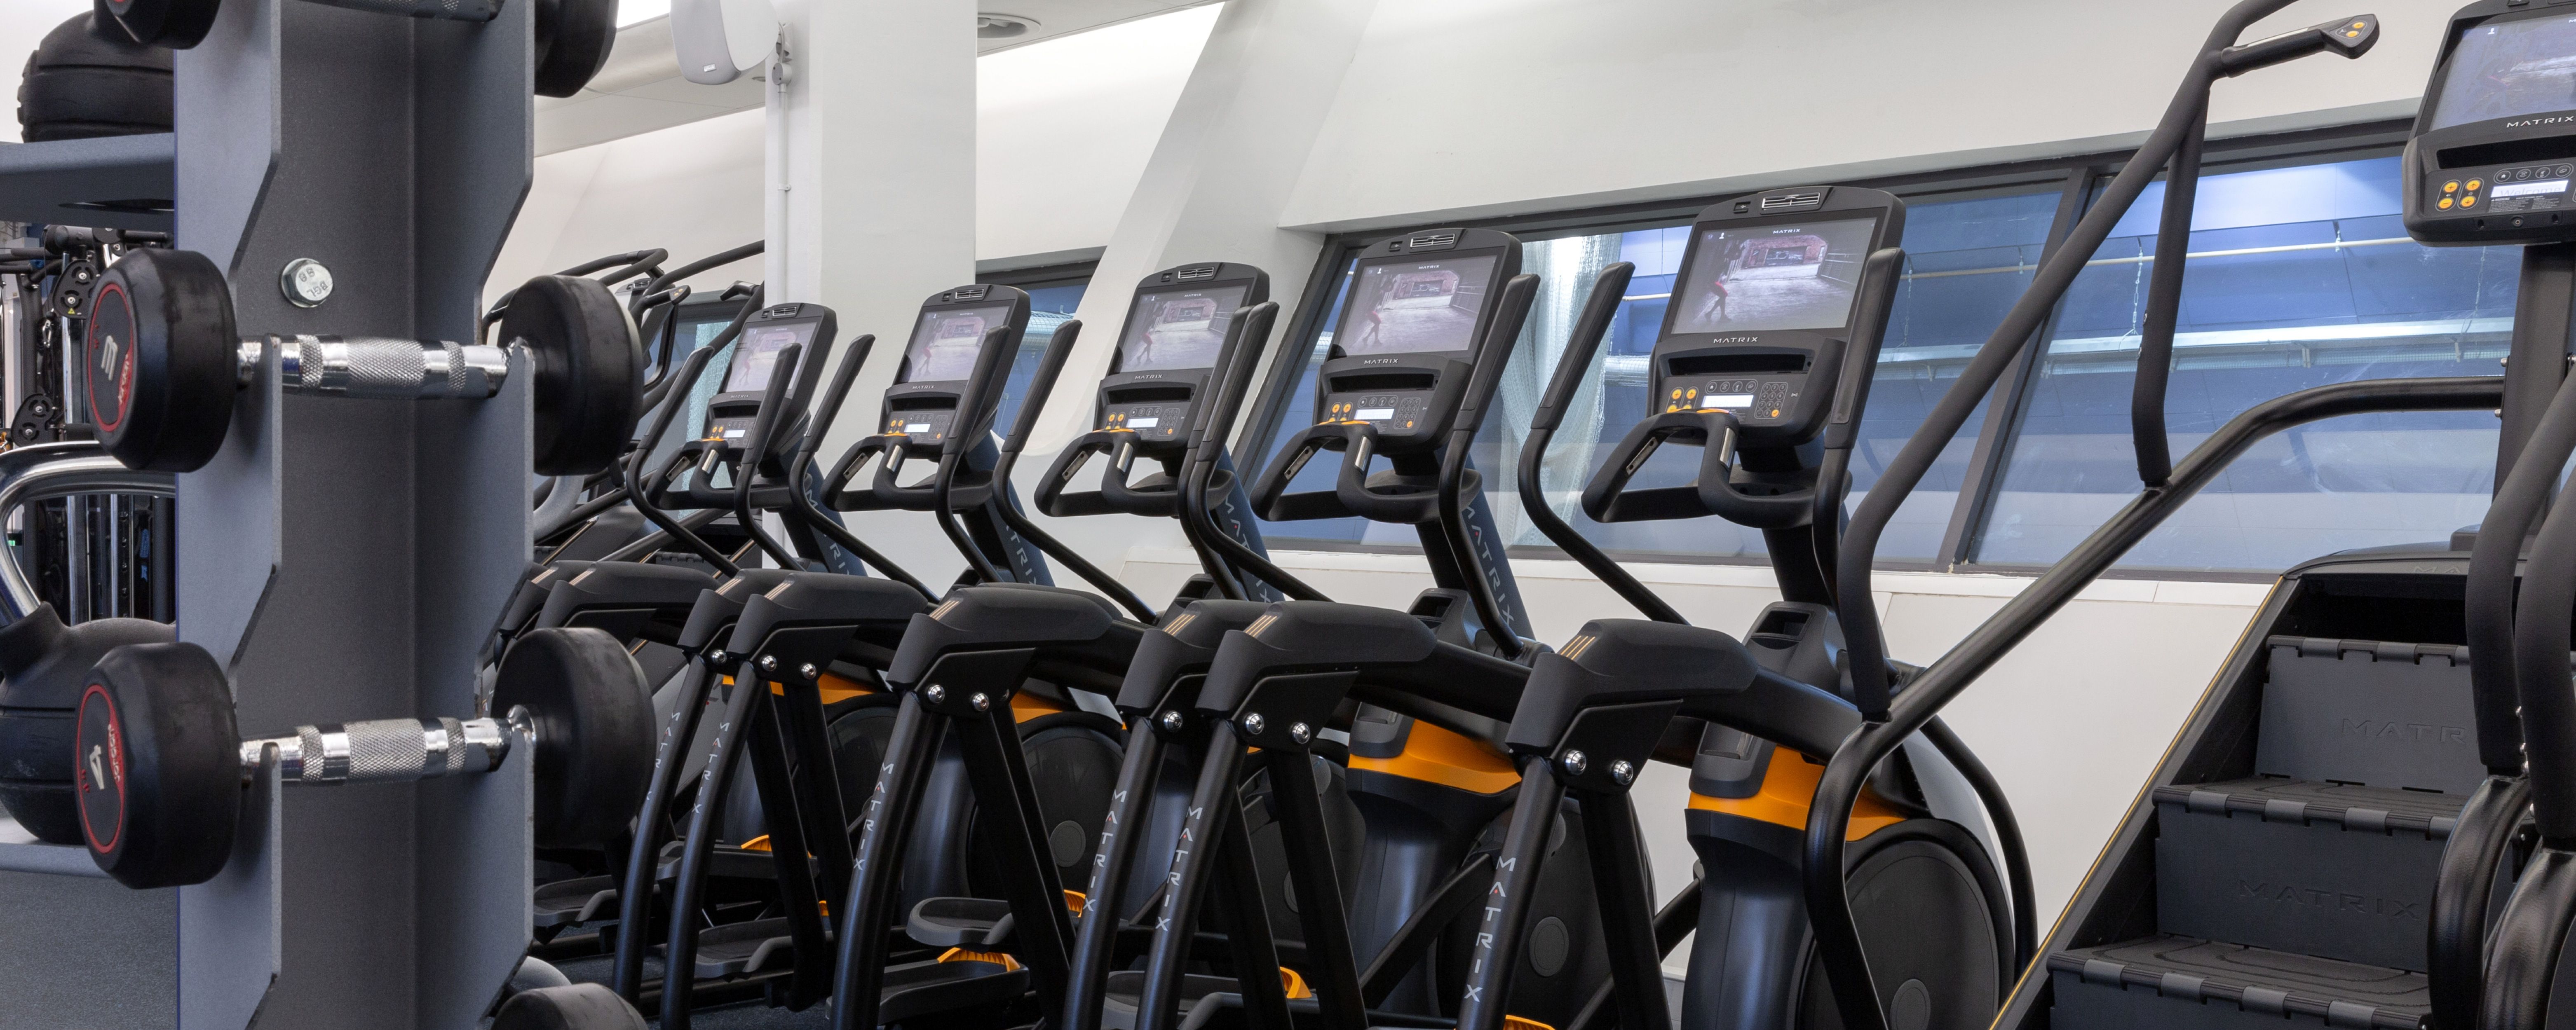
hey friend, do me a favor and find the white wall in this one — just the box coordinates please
[1281,0,2458,232]
[978,4,1222,265]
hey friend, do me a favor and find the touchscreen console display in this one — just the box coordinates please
[1333,254,1499,357]
[722,321,814,394]
[1668,216,1877,335]
[2431,14,2576,131]
[1118,285,1248,372]
[900,305,1012,383]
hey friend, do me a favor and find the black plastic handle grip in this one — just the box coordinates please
[1530,263,1635,433]
[1003,321,1082,456]
[1821,248,1906,452]
[1450,274,1543,434]
[736,344,803,485]
[1191,303,1281,464]
[945,326,1020,458]
[800,334,876,458]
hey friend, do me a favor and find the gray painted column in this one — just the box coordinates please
[766,0,980,576]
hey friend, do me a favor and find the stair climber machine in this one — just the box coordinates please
[817,265,1306,1030]
[1114,227,1627,1030]
[2413,5,2576,1028]
[1464,185,2028,1030]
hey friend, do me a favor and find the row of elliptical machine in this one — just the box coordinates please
[514,261,1319,1027]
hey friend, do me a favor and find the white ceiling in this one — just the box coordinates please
[535,0,1218,156]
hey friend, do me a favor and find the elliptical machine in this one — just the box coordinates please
[1466,186,2025,1030]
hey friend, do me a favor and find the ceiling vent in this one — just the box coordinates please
[978,13,1038,40]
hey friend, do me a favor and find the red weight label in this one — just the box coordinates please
[75,682,128,854]
[84,282,138,436]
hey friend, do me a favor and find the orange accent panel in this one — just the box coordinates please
[938,948,1023,971]
[1687,748,1906,841]
[1013,692,1071,723]
[767,672,875,705]
[1347,721,1518,795]
[1279,967,1313,1000]
[739,835,771,852]
[1063,889,1086,913]
[1504,1017,1553,1030]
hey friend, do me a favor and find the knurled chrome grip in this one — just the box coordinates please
[244,716,511,785]
[303,0,504,21]
[239,336,509,399]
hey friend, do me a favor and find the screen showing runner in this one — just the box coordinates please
[899,305,1012,383]
[1332,254,1500,357]
[721,321,813,394]
[2431,14,2576,131]
[1117,285,1249,372]
[1668,217,1876,335]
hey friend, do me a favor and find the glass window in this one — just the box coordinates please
[993,280,1089,434]
[1248,188,2060,562]
[1976,155,2520,571]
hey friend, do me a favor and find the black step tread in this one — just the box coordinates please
[2264,636,2469,663]
[2050,935,2426,1029]
[2153,777,2461,837]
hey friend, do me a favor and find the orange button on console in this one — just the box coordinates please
[2463,194,2480,208]
[2440,197,2456,210]
[2445,180,2460,194]
[2468,179,2485,191]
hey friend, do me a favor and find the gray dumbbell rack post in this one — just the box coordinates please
[167,0,537,1026]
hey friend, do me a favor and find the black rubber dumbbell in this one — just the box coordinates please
[85,247,640,476]
[73,626,655,889]
[0,604,173,845]
[494,983,649,1030]
[90,0,615,98]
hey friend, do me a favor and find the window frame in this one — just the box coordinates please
[1232,119,2434,582]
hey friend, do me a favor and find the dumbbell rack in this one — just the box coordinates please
[0,0,541,1028]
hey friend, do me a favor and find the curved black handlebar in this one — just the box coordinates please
[1438,274,1541,658]
[1514,263,1686,625]
[620,342,743,577]
[976,322,1163,623]
[1178,302,1327,603]
[779,337,932,598]
[732,343,805,567]
[1809,248,1907,601]
[929,327,1020,584]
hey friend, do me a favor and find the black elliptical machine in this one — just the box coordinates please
[816,270,1297,1030]
[1122,228,1620,1030]
[1459,186,2027,1030]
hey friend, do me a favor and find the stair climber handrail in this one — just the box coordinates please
[1806,5,2386,1028]
[1809,375,2501,1030]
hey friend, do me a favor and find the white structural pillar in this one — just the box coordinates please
[1032,0,1384,456]
[771,0,979,444]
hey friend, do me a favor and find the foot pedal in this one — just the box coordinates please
[532,875,617,929]
[908,896,1014,948]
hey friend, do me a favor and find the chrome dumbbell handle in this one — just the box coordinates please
[236,336,511,399]
[240,709,528,786]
